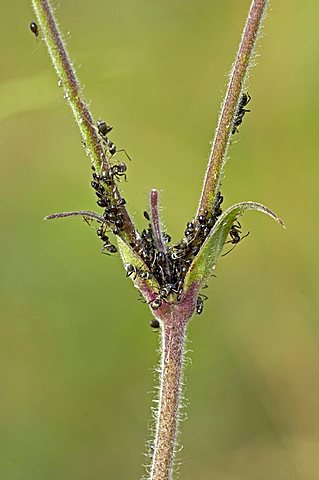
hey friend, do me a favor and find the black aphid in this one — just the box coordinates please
[30,21,38,37]
[149,319,160,329]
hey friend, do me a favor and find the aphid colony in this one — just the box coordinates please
[124,191,225,314]
[91,118,249,315]
[43,114,247,317]
[46,116,249,316]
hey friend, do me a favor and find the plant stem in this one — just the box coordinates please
[150,190,166,253]
[150,286,198,480]
[198,0,269,214]
[150,316,187,480]
[31,0,138,247]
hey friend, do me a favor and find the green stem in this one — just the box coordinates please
[198,0,269,213]
[31,0,138,247]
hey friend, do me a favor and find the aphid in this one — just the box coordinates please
[103,242,118,254]
[222,221,250,256]
[163,233,171,243]
[97,197,110,208]
[196,296,204,315]
[143,211,150,221]
[30,21,38,37]
[198,213,207,225]
[213,191,223,215]
[232,93,251,134]
[185,221,195,238]
[116,197,126,207]
[139,270,152,280]
[149,319,160,329]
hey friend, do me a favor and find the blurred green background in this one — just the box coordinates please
[1,1,319,479]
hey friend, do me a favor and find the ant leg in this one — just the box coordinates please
[117,149,132,162]
[199,294,208,301]
[222,245,237,257]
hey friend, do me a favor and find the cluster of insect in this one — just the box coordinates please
[50,110,249,321]
[32,15,251,322]
[90,118,250,319]
[89,96,250,318]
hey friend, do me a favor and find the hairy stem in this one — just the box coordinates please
[45,210,105,222]
[150,190,166,253]
[150,286,198,480]
[31,0,138,247]
[150,319,187,480]
[198,0,269,213]
[150,189,173,282]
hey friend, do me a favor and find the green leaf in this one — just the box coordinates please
[117,237,159,292]
[184,201,285,290]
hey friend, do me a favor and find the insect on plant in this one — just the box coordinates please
[31,1,285,479]
[30,21,38,37]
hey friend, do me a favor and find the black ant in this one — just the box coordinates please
[232,93,251,134]
[150,297,163,310]
[96,120,132,161]
[150,281,183,311]
[101,163,127,182]
[97,226,117,254]
[30,21,39,37]
[222,221,250,256]
[125,264,152,280]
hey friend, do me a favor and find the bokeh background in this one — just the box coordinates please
[1,1,319,479]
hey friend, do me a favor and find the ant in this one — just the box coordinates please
[222,221,250,256]
[96,226,118,254]
[101,163,127,182]
[96,120,132,162]
[232,93,251,134]
[150,281,183,311]
[30,21,39,37]
[125,264,152,280]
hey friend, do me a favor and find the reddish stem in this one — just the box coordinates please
[198,0,268,213]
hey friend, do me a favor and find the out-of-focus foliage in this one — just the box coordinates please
[1,1,318,479]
